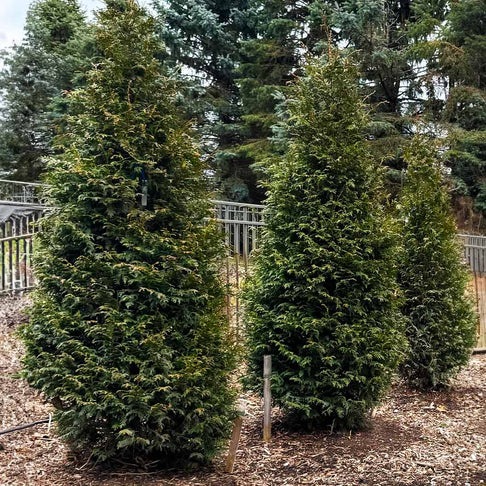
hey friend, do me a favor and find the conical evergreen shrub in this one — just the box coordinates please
[399,135,477,389]
[21,0,236,464]
[244,53,406,429]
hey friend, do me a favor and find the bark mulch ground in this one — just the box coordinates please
[1,295,485,486]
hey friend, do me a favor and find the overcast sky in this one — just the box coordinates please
[0,0,103,52]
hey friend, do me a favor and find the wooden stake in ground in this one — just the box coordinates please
[224,400,246,473]
[263,355,272,442]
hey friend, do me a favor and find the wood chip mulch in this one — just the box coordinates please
[1,295,485,486]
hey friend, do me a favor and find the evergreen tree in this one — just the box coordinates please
[157,0,328,202]
[226,0,328,202]
[21,0,236,464]
[244,52,405,429]
[0,0,93,181]
[225,1,294,201]
[153,0,255,201]
[399,135,477,389]
[156,0,484,213]
[441,0,486,90]
[439,0,486,227]
[331,0,409,114]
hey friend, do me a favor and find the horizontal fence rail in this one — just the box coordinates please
[0,179,48,206]
[1,201,485,279]
[214,200,265,262]
[0,200,264,295]
[1,211,43,238]
[2,204,486,284]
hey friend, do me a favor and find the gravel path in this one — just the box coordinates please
[0,295,485,485]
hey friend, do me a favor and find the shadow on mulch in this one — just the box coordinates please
[269,419,420,457]
[55,453,221,485]
[393,381,484,414]
[469,469,486,483]
[51,412,421,485]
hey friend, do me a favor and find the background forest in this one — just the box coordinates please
[0,0,485,226]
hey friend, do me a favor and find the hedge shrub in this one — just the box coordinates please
[21,0,236,465]
[243,53,406,429]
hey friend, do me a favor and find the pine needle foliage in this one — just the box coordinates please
[20,0,236,465]
[243,53,406,430]
[399,135,477,389]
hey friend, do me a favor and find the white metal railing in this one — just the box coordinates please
[0,191,485,346]
[0,179,49,206]
[0,177,266,266]
[212,200,265,338]
[459,234,486,274]
[2,179,486,287]
[0,233,36,292]
[0,197,265,295]
[0,211,43,292]
[213,200,265,264]
[0,212,43,238]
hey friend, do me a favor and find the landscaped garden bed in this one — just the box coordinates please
[1,295,484,486]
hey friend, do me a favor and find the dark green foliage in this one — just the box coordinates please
[0,0,93,180]
[445,129,486,202]
[438,0,486,223]
[153,0,257,201]
[230,1,298,201]
[244,53,406,429]
[443,0,486,89]
[399,135,477,389]
[156,0,329,202]
[331,0,412,114]
[20,0,236,465]
[232,0,327,202]
[327,1,449,196]
[153,0,484,211]
[443,87,486,131]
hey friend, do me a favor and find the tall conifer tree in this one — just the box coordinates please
[154,0,256,201]
[244,52,405,429]
[21,0,236,464]
[399,135,477,389]
[231,0,327,202]
[232,0,307,201]
[156,0,327,202]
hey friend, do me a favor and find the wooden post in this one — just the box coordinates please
[225,400,246,473]
[263,355,272,442]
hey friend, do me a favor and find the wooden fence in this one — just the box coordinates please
[470,273,486,350]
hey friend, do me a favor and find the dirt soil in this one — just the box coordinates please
[1,295,485,486]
